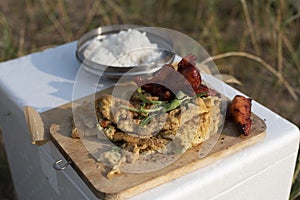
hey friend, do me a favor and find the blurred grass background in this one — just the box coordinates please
[0,0,299,199]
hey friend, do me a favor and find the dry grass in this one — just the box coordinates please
[201,51,298,100]
[0,0,299,199]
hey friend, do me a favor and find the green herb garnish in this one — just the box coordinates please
[120,88,208,127]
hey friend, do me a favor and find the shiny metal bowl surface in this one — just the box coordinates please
[76,25,175,79]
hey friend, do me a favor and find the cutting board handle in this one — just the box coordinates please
[24,106,48,146]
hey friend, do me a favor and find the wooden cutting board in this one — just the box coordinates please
[43,86,266,200]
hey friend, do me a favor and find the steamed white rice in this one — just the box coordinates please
[84,29,160,67]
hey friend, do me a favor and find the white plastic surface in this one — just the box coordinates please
[0,42,299,200]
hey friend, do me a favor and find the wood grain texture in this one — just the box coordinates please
[43,86,266,200]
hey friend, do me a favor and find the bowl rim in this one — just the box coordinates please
[75,24,175,77]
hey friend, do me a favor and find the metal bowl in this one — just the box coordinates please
[76,25,175,79]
